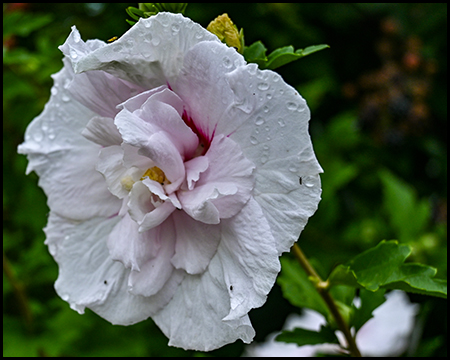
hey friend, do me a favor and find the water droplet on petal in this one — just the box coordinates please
[33,130,44,142]
[289,165,298,173]
[287,102,298,111]
[62,94,70,102]
[51,87,58,96]
[247,64,257,75]
[143,20,151,28]
[125,39,134,49]
[69,49,78,59]
[222,56,232,68]
[297,102,307,112]
[257,82,270,91]
[73,31,81,43]
[250,136,258,145]
[143,33,153,43]
[171,23,180,34]
[303,176,315,187]
[63,78,71,89]
[261,155,268,164]
[152,36,161,46]
[255,116,265,125]
[277,118,286,127]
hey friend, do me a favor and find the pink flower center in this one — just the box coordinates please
[182,110,213,158]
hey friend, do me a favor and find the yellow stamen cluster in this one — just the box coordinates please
[141,166,170,185]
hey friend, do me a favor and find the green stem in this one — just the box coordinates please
[291,243,362,357]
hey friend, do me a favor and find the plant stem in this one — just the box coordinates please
[291,243,362,357]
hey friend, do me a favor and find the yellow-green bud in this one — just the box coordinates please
[207,13,244,54]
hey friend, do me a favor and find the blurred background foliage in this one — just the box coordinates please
[3,3,447,357]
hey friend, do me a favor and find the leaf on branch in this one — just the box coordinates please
[243,42,329,70]
[275,325,339,346]
[328,240,447,299]
[277,257,330,318]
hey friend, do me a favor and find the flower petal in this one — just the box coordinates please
[81,116,122,146]
[66,13,219,88]
[17,63,121,220]
[67,69,145,118]
[217,198,280,321]
[175,41,246,142]
[178,134,255,221]
[107,213,150,271]
[225,64,323,253]
[45,211,185,325]
[128,217,177,297]
[170,210,221,274]
[138,201,176,233]
[152,269,255,351]
[115,109,186,189]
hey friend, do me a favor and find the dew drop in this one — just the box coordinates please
[303,175,315,188]
[195,30,204,39]
[261,155,268,164]
[143,20,151,28]
[263,106,269,113]
[257,82,270,91]
[143,33,153,43]
[61,294,69,301]
[289,165,298,173]
[171,23,180,34]
[73,31,81,43]
[69,49,78,59]
[51,87,58,96]
[250,136,258,145]
[62,94,70,102]
[33,130,44,142]
[152,36,161,46]
[287,102,298,111]
[277,118,286,127]
[247,64,257,75]
[125,39,134,49]
[297,102,307,112]
[255,116,265,126]
[63,78,71,89]
[222,56,232,68]
[48,131,56,140]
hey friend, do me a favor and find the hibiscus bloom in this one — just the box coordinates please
[18,12,322,351]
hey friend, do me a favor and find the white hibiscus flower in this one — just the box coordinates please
[18,12,322,351]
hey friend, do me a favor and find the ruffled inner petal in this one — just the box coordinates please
[170,210,221,274]
[178,134,255,222]
[128,217,177,297]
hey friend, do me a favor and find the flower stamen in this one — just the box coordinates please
[120,175,135,191]
[141,166,170,185]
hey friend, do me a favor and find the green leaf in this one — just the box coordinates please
[384,263,447,298]
[351,289,386,332]
[278,257,330,318]
[265,44,330,70]
[243,41,329,70]
[275,325,338,346]
[328,240,447,298]
[243,41,268,67]
[380,170,431,243]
